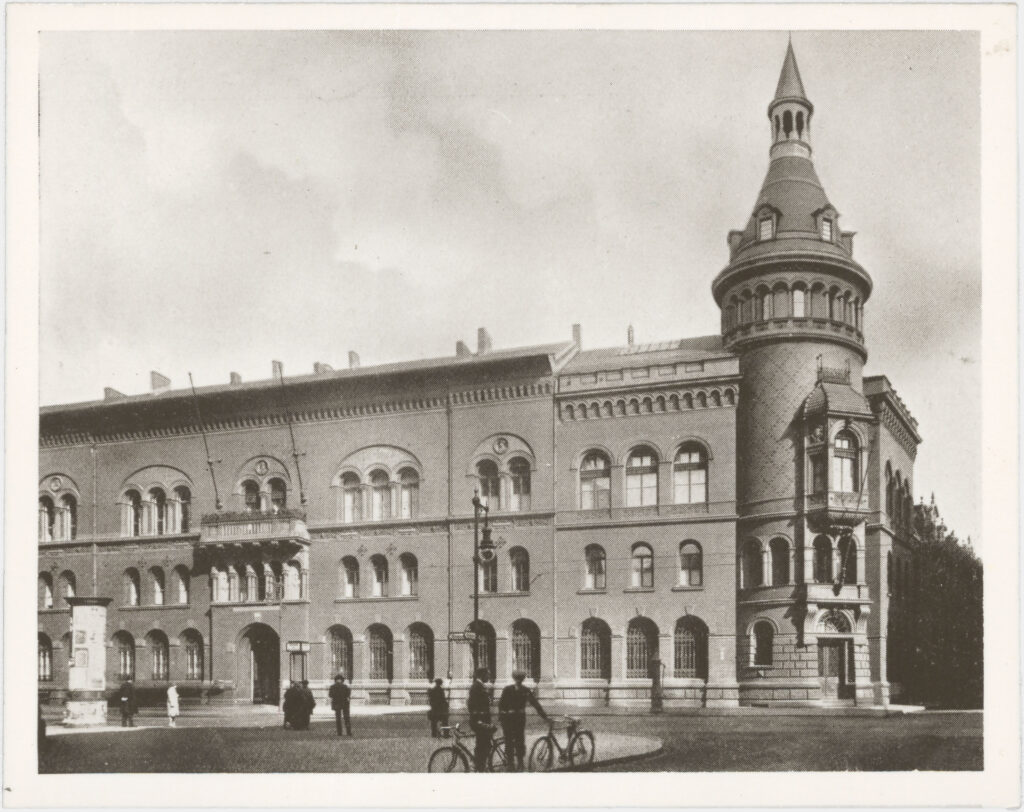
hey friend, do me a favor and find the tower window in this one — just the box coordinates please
[821,219,833,241]
[758,218,773,241]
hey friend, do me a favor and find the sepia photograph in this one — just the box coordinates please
[6,4,1019,807]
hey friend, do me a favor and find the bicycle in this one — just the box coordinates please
[427,723,507,772]
[528,716,595,771]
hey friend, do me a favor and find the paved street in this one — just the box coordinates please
[39,708,981,773]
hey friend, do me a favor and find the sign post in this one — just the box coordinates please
[64,596,113,727]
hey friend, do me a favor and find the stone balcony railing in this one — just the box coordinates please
[805,491,871,530]
[198,509,310,545]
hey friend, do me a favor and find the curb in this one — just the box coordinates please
[558,739,665,772]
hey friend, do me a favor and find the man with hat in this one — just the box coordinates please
[467,667,494,771]
[498,670,549,772]
[328,673,352,737]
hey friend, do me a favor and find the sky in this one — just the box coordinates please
[38,30,981,544]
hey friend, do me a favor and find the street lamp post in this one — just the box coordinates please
[471,490,494,675]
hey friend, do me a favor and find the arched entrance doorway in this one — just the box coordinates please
[238,623,280,705]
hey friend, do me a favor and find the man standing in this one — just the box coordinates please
[118,679,137,727]
[299,680,315,730]
[166,683,180,728]
[467,667,493,772]
[328,673,352,737]
[498,670,549,772]
[427,677,449,738]
[282,681,301,729]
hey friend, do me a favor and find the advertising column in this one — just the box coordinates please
[64,596,113,727]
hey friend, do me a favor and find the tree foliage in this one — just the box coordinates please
[899,497,983,708]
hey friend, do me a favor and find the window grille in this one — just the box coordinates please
[330,629,353,677]
[117,638,135,681]
[369,630,391,680]
[580,623,608,680]
[409,629,432,680]
[185,636,203,680]
[472,631,495,681]
[38,638,52,681]
[511,625,538,681]
[151,638,169,681]
[626,623,654,678]
[674,624,697,677]
[584,545,606,590]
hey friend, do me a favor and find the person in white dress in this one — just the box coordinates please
[166,684,180,728]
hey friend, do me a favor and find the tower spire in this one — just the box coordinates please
[768,39,814,159]
[774,38,809,104]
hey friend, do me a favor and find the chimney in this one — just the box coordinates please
[150,370,170,393]
[272,360,283,380]
[103,387,126,401]
[477,327,492,355]
[627,325,635,347]
[347,351,360,370]
[314,362,334,375]
[455,340,472,358]
[229,372,242,385]
[572,323,582,348]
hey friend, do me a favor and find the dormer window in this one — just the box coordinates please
[821,219,833,241]
[758,218,773,241]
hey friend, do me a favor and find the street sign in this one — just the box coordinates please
[449,631,478,642]
[286,641,310,653]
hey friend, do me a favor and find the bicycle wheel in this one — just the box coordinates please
[428,746,469,773]
[488,737,507,772]
[568,730,595,768]
[528,735,556,772]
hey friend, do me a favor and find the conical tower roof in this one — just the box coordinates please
[773,40,809,104]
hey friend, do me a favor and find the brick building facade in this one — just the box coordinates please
[38,44,921,709]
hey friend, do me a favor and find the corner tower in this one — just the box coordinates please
[712,42,878,706]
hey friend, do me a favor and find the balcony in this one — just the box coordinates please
[198,509,310,548]
[805,491,871,531]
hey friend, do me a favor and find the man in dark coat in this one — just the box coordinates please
[467,667,493,772]
[498,670,549,771]
[328,673,352,737]
[427,677,449,738]
[282,681,302,729]
[298,680,315,730]
[118,680,137,727]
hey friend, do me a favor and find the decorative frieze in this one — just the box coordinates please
[560,385,738,423]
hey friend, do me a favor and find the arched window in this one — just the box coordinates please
[39,573,54,609]
[38,633,53,681]
[284,561,302,600]
[339,557,360,599]
[511,619,541,681]
[477,460,501,510]
[114,631,135,681]
[758,217,773,241]
[673,444,708,504]
[626,447,658,507]
[342,473,362,523]
[173,566,190,604]
[509,458,531,512]
[123,568,140,607]
[509,547,530,593]
[268,478,287,513]
[127,490,143,536]
[837,536,858,583]
[741,540,763,589]
[773,284,789,318]
[626,618,658,679]
[150,567,165,606]
[181,630,204,680]
[58,570,76,607]
[753,621,774,666]
[399,553,418,597]
[579,452,611,510]
[674,617,708,679]
[328,625,353,678]
[678,541,702,587]
[174,486,191,533]
[584,544,606,590]
[813,536,833,583]
[792,287,806,318]
[370,554,388,598]
[398,469,419,519]
[469,620,497,682]
[243,481,261,513]
[631,542,654,588]
[60,495,77,540]
[832,431,859,492]
[370,471,391,521]
[408,623,433,680]
[580,618,611,681]
[769,538,790,585]
[367,624,393,681]
[885,465,895,519]
[479,553,498,594]
[810,284,827,318]
[38,496,56,543]
[149,488,167,535]
[147,631,170,681]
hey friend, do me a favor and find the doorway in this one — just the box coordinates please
[239,624,280,705]
[818,638,854,701]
